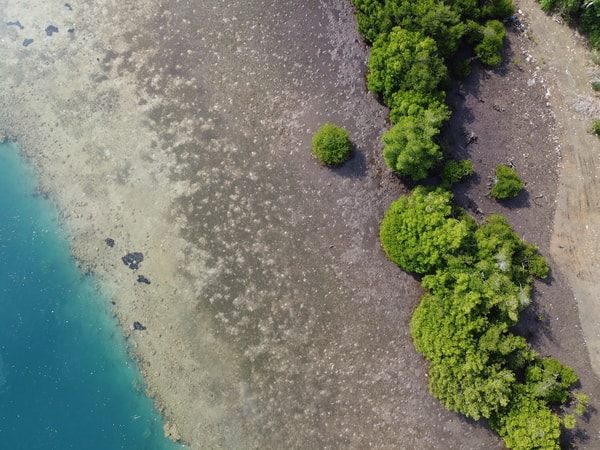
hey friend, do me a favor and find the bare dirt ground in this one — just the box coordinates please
[1,0,600,448]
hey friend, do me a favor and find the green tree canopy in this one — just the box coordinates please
[474,214,549,283]
[526,357,579,404]
[311,123,353,166]
[440,159,475,188]
[491,387,563,450]
[474,20,507,66]
[382,103,450,180]
[379,187,475,273]
[387,89,448,124]
[367,27,447,104]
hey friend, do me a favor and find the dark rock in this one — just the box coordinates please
[105,237,115,247]
[122,252,144,270]
[65,3,73,10]
[132,321,146,331]
[45,25,59,36]
[67,28,75,33]
[137,275,151,285]
[22,38,33,47]
[6,21,24,30]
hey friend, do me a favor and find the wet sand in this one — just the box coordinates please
[1,0,599,448]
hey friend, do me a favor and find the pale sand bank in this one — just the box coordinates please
[2,0,600,448]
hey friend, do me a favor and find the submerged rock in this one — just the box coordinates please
[45,25,59,36]
[6,21,24,30]
[132,321,146,331]
[122,252,144,270]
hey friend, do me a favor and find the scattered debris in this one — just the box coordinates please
[466,131,478,145]
[137,275,151,285]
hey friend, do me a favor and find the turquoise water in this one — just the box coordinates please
[0,142,182,449]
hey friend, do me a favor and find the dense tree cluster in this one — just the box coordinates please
[379,188,584,448]
[352,0,515,180]
[348,1,588,447]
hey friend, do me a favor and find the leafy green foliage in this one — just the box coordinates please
[311,123,352,165]
[379,187,475,273]
[490,387,563,450]
[526,357,578,403]
[382,105,450,180]
[573,393,590,416]
[352,0,515,180]
[490,165,524,199]
[581,2,600,49]
[355,1,585,446]
[367,27,447,104]
[412,275,534,419]
[441,159,474,188]
[379,186,580,448]
[351,0,467,52]
[592,81,600,92]
[388,90,447,124]
[539,0,559,10]
[480,0,515,20]
[474,20,507,66]
[591,119,600,137]
[474,214,549,283]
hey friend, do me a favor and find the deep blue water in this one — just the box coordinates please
[0,142,182,450]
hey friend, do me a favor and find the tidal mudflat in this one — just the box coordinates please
[2,0,600,448]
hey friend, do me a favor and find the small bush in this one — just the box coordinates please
[475,20,507,67]
[311,123,352,166]
[539,0,558,11]
[591,119,600,136]
[491,165,524,199]
[591,81,600,92]
[441,159,474,188]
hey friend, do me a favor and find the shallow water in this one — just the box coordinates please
[0,142,181,449]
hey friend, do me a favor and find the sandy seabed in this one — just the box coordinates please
[1,0,600,448]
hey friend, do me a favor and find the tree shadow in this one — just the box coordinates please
[443,31,518,162]
[330,142,368,178]
[494,188,531,209]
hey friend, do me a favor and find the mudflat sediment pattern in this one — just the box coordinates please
[0,0,562,448]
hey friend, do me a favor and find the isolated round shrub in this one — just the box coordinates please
[311,123,352,165]
[491,165,524,199]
